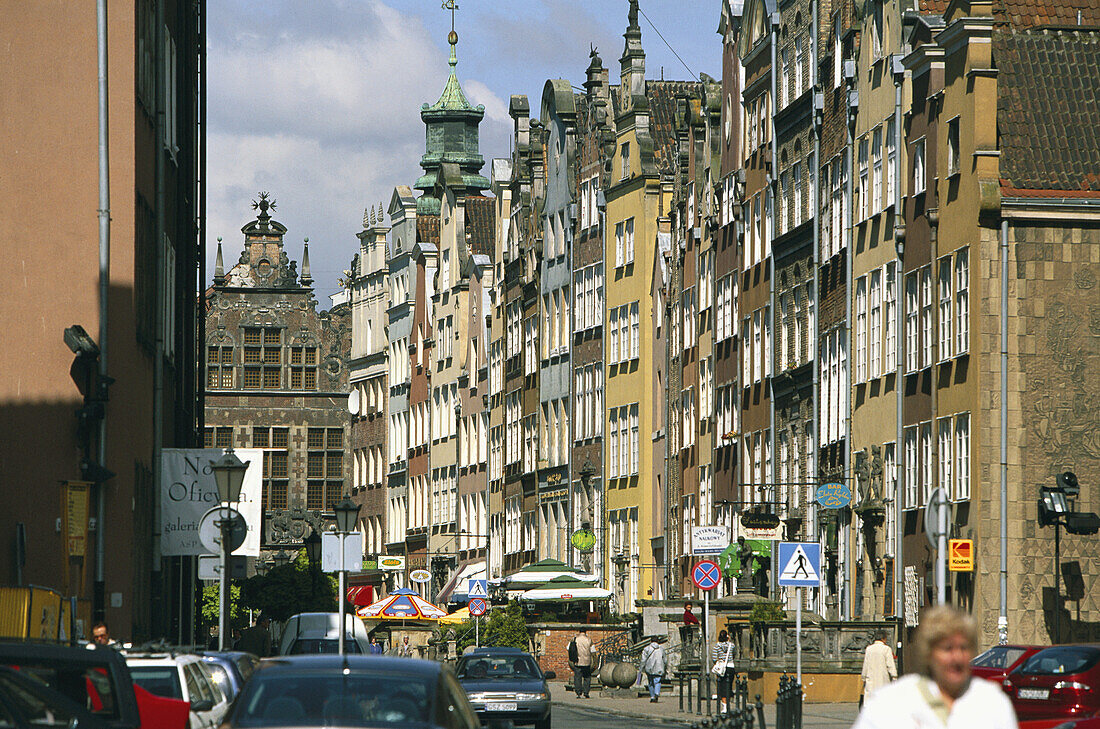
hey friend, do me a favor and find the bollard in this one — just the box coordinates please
[680,672,685,712]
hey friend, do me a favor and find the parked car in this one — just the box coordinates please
[0,642,141,729]
[455,647,553,729]
[0,664,112,728]
[219,655,480,728]
[1006,644,1100,721]
[278,613,372,655]
[200,651,258,702]
[1020,719,1100,729]
[973,644,1044,686]
[124,652,231,729]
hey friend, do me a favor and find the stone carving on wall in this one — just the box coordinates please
[266,507,328,545]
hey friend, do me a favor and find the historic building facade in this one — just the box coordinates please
[205,197,351,552]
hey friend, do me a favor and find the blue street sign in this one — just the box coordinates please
[692,559,722,591]
[467,578,488,599]
[468,597,488,616]
[777,542,822,587]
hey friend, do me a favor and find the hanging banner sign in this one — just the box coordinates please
[160,448,262,557]
[815,482,852,509]
[691,525,731,555]
[739,511,781,540]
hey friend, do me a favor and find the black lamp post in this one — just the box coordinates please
[210,449,248,651]
[1038,472,1100,643]
[304,530,322,597]
[333,496,362,656]
[273,549,291,567]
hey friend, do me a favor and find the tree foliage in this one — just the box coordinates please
[238,549,338,623]
[201,583,245,629]
[480,600,530,650]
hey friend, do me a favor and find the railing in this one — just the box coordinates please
[687,676,765,729]
[775,674,803,729]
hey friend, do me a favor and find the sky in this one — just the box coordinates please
[206,1,727,302]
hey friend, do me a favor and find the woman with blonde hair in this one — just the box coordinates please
[852,605,1017,728]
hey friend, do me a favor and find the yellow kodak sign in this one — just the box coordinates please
[948,539,974,572]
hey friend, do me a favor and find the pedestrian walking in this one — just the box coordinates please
[236,614,272,657]
[572,627,596,698]
[853,605,1018,728]
[860,629,897,705]
[640,636,666,703]
[712,629,736,714]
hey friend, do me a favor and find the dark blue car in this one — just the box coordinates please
[455,648,552,729]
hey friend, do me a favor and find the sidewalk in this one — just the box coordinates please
[551,682,860,728]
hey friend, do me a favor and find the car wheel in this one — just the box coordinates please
[534,714,551,729]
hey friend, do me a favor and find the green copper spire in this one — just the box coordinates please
[415,10,489,213]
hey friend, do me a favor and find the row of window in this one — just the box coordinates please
[854,263,897,383]
[573,363,605,442]
[743,306,773,386]
[855,119,898,222]
[540,398,570,468]
[573,263,604,333]
[902,412,971,506]
[608,404,640,479]
[206,328,319,391]
[903,248,969,373]
[777,282,816,374]
[608,301,640,365]
[541,287,570,359]
[614,217,636,268]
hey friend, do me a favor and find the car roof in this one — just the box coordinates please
[465,647,530,656]
[256,655,444,678]
[125,653,200,666]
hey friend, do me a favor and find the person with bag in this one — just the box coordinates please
[572,627,595,698]
[639,636,666,703]
[853,605,1017,728]
[711,630,736,714]
[567,635,580,695]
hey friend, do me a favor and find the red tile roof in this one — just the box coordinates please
[465,196,496,257]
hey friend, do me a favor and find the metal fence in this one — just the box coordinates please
[686,673,803,729]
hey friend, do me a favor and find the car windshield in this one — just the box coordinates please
[456,655,540,680]
[287,639,363,655]
[973,646,1030,669]
[1019,647,1100,676]
[130,667,183,700]
[233,672,433,727]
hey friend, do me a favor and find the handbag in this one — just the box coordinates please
[711,642,733,675]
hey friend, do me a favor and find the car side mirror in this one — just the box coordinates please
[543,670,556,680]
[190,699,215,713]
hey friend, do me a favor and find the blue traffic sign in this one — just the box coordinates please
[777,542,822,587]
[692,560,722,591]
[467,578,488,599]
[468,597,488,616]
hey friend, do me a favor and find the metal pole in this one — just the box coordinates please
[219,508,229,651]
[998,218,1009,644]
[1054,523,1061,644]
[475,614,479,647]
[93,0,111,625]
[339,531,347,656]
[796,587,802,684]
[937,490,947,605]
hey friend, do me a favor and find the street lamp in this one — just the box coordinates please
[210,448,248,651]
[1038,472,1100,643]
[333,496,362,656]
[273,549,291,567]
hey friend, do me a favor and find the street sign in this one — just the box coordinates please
[197,555,247,580]
[410,569,432,583]
[739,511,781,540]
[777,542,822,587]
[691,525,731,555]
[321,532,363,573]
[692,560,722,591]
[468,597,488,616]
[815,482,852,509]
[378,555,406,571]
[570,528,596,553]
[948,539,974,571]
[924,487,948,551]
[198,507,247,554]
[467,578,488,599]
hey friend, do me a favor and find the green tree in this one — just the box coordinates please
[238,549,338,623]
[201,583,245,630]
[481,600,530,650]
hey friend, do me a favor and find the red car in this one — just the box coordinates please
[1019,719,1100,729]
[1006,644,1100,721]
[972,644,1045,686]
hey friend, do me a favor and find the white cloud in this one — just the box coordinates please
[205,0,508,300]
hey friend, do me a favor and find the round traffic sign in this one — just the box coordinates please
[198,506,247,554]
[692,559,722,591]
[468,597,488,616]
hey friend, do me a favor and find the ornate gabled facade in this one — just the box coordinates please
[205,194,351,550]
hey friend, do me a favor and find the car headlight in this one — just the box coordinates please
[515,692,548,701]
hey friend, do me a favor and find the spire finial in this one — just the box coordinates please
[301,237,313,286]
[363,206,370,229]
[214,236,225,284]
[443,0,459,67]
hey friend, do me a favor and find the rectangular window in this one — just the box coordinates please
[955,249,969,355]
[905,271,919,372]
[630,301,640,360]
[289,345,317,390]
[763,304,772,378]
[794,35,805,97]
[884,262,897,372]
[869,269,882,379]
[630,404,639,475]
[624,217,635,265]
[938,417,953,500]
[752,310,762,383]
[920,422,933,505]
[207,345,234,389]
[780,170,791,235]
[921,266,934,369]
[609,409,619,478]
[938,256,953,361]
[913,138,926,194]
[615,221,624,268]
[904,426,918,509]
[858,136,869,221]
[792,162,803,227]
[872,126,883,214]
[955,413,970,501]
[947,117,960,176]
[620,141,630,179]
[886,118,897,206]
[854,276,867,382]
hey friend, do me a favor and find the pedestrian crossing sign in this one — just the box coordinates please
[467,578,488,599]
[777,542,822,587]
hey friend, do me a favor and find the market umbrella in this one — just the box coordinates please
[494,559,599,590]
[439,606,471,625]
[356,588,448,620]
[518,575,614,602]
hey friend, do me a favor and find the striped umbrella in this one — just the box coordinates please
[356,588,448,621]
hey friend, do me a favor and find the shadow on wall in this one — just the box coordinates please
[1042,575,1100,644]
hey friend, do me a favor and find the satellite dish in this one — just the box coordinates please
[347,389,361,415]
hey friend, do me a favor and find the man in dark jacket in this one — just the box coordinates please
[236,614,272,657]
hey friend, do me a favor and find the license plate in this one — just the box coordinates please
[1018,688,1049,700]
[484,702,517,712]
